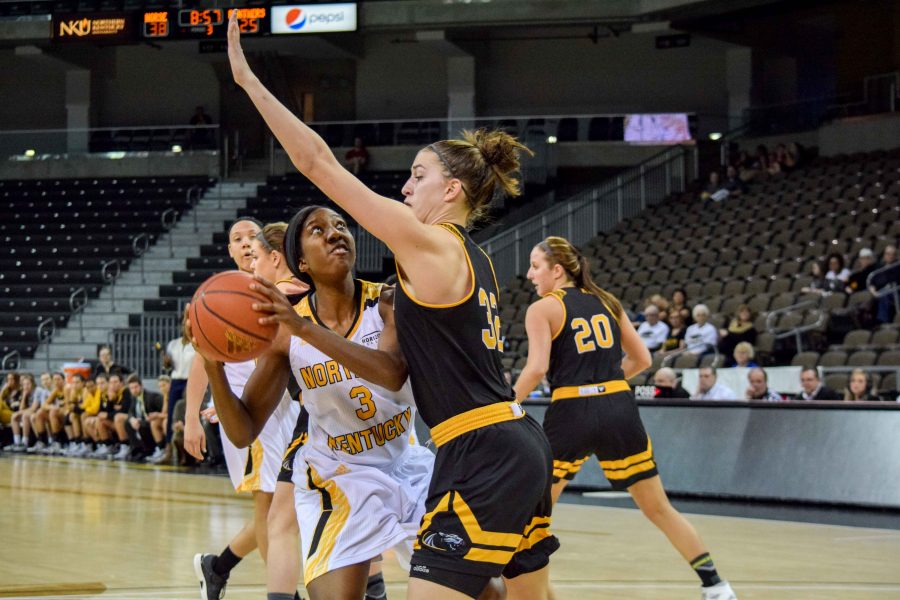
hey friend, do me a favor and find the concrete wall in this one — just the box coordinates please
[0,51,68,130]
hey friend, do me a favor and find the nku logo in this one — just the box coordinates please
[284,8,307,30]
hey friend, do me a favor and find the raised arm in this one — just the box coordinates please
[251,278,408,391]
[513,298,559,401]
[620,311,652,380]
[226,14,445,264]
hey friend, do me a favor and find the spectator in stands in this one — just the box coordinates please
[718,304,757,366]
[783,142,801,171]
[647,293,671,323]
[164,333,195,445]
[0,373,21,412]
[73,376,100,456]
[125,374,166,462]
[658,311,686,356]
[733,150,755,182]
[844,369,878,401]
[732,342,759,368]
[801,260,837,295]
[669,289,691,325]
[700,171,729,202]
[870,244,899,324]
[60,374,86,455]
[653,367,690,399]
[751,144,770,175]
[4,373,33,451]
[845,248,877,294]
[796,368,842,401]
[722,165,745,197]
[148,375,172,464]
[825,253,850,286]
[92,373,133,460]
[637,305,670,352]
[683,304,718,356]
[30,372,65,454]
[745,368,783,401]
[692,367,737,401]
[344,137,370,175]
[91,346,132,380]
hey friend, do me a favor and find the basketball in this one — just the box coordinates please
[189,270,278,363]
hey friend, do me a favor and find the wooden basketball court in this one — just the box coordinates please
[2,455,898,599]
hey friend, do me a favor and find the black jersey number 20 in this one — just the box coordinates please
[478,287,504,352]
[572,315,614,353]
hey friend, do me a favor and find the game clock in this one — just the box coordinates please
[142,8,268,39]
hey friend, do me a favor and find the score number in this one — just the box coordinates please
[143,11,168,38]
[142,8,266,39]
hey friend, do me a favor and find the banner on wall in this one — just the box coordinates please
[270,3,357,34]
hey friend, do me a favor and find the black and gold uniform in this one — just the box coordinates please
[395,223,558,597]
[543,287,657,489]
[277,288,310,484]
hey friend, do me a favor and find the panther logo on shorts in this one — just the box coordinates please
[421,531,467,553]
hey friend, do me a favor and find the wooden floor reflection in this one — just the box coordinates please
[2,455,898,599]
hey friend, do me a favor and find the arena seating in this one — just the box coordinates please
[0,176,213,359]
[497,147,900,397]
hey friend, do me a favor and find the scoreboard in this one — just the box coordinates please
[142,8,268,40]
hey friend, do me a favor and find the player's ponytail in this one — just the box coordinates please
[284,205,329,290]
[537,236,623,318]
[427,128,534,227]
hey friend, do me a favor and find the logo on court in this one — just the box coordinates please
[284,8,306,30]
[421,531,466,553]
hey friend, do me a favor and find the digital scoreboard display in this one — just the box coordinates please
[142,8,269,39]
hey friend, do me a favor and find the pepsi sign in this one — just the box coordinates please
[271,3,357,34]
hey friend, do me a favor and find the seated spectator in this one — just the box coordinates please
[683,304,718,355]
[653,367,690,399]
[844,369,878,401]
[126,374,166,461]
[658,312,686,355]
[669,289,691,325]
[825,253,850,286]
[0,372,21,413]
[869,244,899,324]
[722,165,746,196]
[29,372,65,454]
[344,137,370,175]
[90,345,133,380]
[692,366,737,401]
[801,261,839,295]
[845,248,877,294]
[637,305,670,352]
[719,304,757,366]
[60,374,86,455]
[80,374,106,456]
[4,373,35,451]
[745,367,783,401]
[90,373,133,460]
[148,375,172,464]
[795,368,842,401]
[732,342,759,368]
[783,142,801,171]
[700,171,729,202]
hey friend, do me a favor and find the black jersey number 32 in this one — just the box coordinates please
[478,287,504,352]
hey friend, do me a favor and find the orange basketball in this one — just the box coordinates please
[189,270,278,363]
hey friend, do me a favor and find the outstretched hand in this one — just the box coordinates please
[249,275,310,337]
[227,9,255,88]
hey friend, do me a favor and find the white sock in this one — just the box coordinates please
[13,434,21,444]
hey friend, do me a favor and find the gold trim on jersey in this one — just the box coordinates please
[545,289,568,341]
[550,379,630,402]
[304,464,352,583]
[599,438,656,482]
[430,401,525,447]
[416,490,522,565]
[306,279,381,340]
[236,438,264,493]
[394,223,477,309]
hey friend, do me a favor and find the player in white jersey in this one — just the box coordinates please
[183,218,300,600]
[188,206,435,600]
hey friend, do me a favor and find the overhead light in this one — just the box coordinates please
[24,149,36,157]
[171,144,183,153]
[106,151,126,160]
[708,132,722,141]
[546,135,558,144]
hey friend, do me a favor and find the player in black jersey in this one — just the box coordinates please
[513,236,738,600]
[226,13,557,599]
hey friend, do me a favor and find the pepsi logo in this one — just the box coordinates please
[284,8,306,30]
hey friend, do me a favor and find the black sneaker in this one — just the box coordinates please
[193,553,228,600]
